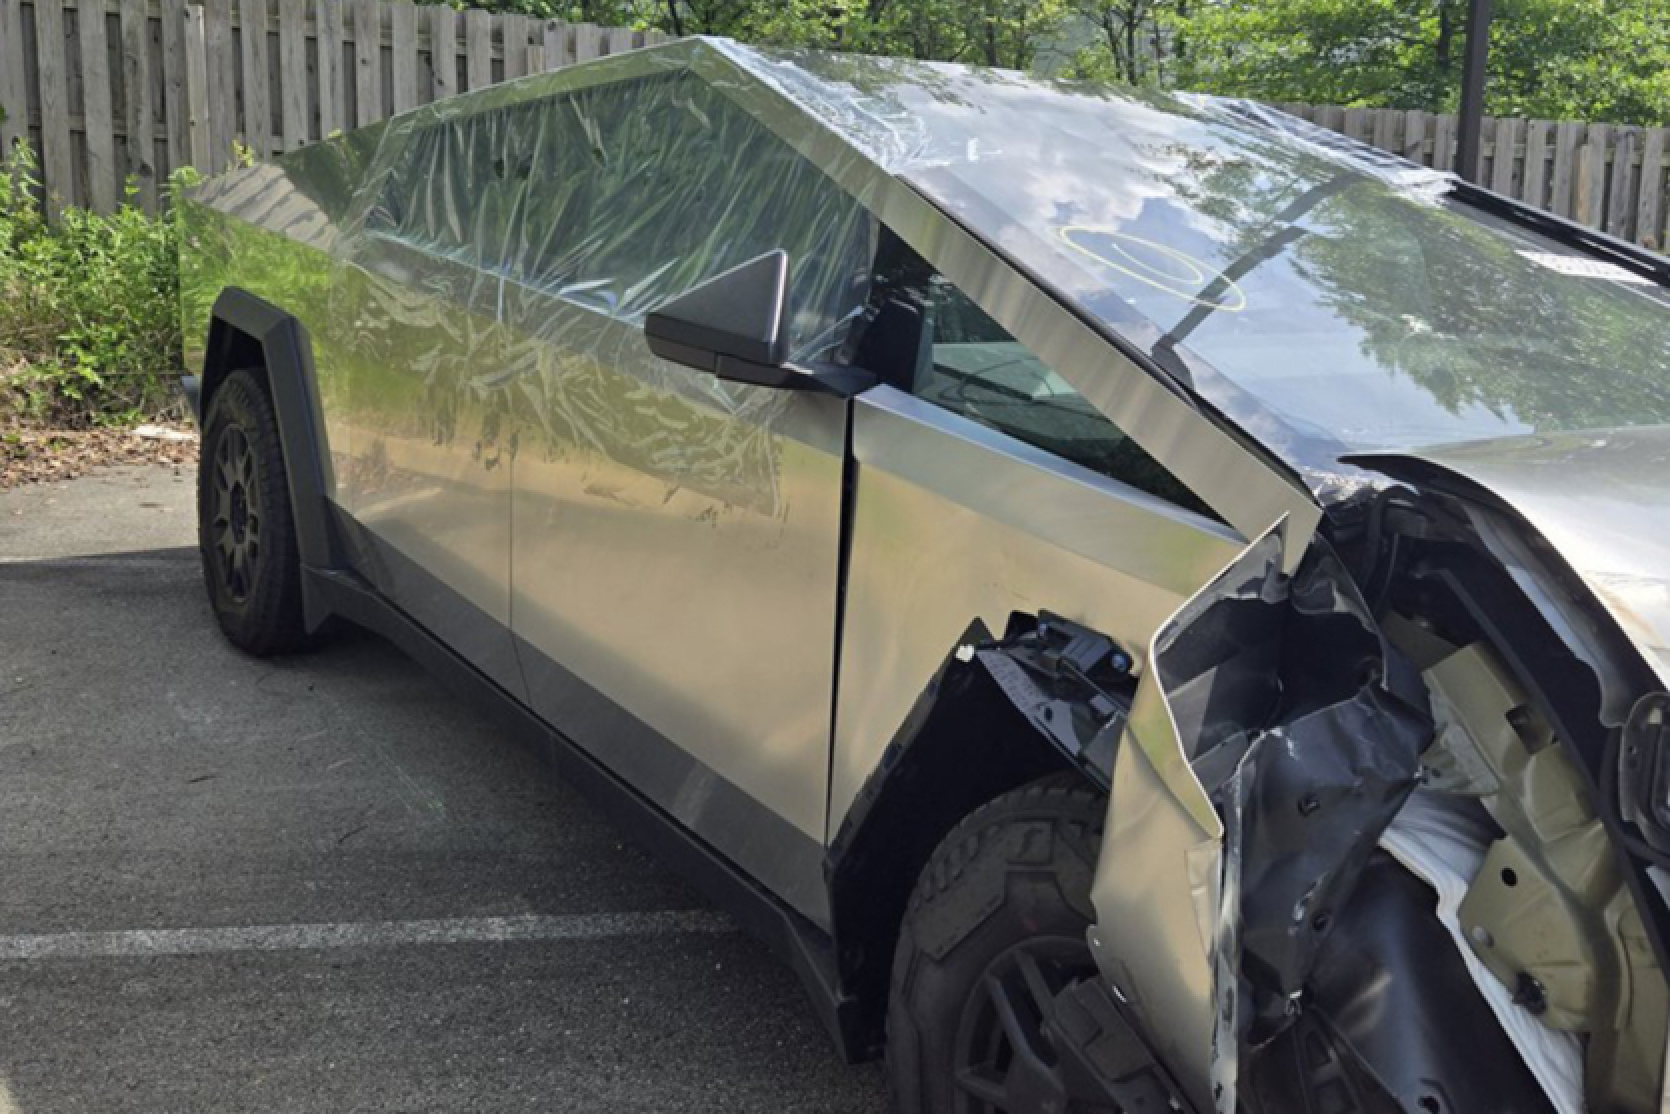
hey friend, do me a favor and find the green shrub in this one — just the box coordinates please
[0,144,198,428]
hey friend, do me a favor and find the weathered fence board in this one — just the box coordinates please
[236,0,266,155]
[428,3,453,104]
[120,0,154,207]
[2,0,1668,257]
[275,0,303,150]
[181,0,205,169]
[202,0,231,172]
[387,0,412,113]
[317,0,344,137]
[33,0,72,218]
[351,0,376,126]
[1639,129,1666,252]
[1522,119,1550,208]
[1280,102,1669,253]
[463,7,489,92]
[1,0,31,156]
[77,0,116,209]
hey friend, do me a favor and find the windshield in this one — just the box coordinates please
[738,47,1670,478]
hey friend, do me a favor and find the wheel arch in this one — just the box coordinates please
[198,287,343,614]
[826,616,1121,1054]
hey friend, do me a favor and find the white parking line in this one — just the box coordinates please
[0,554,193,566]
[0,910,735,961]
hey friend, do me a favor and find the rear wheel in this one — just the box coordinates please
[887,776,1116,1114]
[198,368,307,656]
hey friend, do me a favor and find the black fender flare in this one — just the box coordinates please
[823,612,1136,1050]
[196,287,343,607]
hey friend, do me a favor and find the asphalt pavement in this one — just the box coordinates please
[0,464,889,1113]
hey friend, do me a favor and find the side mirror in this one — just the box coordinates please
[645,251,874,396]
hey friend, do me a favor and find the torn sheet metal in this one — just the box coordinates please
[1118,524,1433,1112]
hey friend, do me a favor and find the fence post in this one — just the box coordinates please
[573,21,600,62]
[1489,117,1518,196]
[161,0,189,178]
[1432,114,1455,172]
[79,0,119,211]
[1401,109,1428,163]
[1550,120,1582,217]
[551,18,577,68]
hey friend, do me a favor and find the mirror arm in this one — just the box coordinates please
[705,355,877,398]
[787,361,878,398]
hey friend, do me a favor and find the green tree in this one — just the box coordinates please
[1060,0,1174,83]
[1173,0,1670,125]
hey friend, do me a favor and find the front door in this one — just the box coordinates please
[494,70,876,926]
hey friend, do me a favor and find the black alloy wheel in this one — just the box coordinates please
[951,936,1109,1113]
[197,368,308,655]
[208,421,263,603]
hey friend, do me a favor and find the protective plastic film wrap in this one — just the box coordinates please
[733,43,1670,494]
[331,48,879,518]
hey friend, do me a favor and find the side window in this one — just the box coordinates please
[850,231,1211,516]
[370,71,875,362]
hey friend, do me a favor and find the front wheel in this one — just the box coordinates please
[887,776,1116,1114]
[197,368,308,656]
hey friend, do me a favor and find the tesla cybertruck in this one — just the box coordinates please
[180,37,1670,1114]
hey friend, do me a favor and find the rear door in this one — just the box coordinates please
[498,71,875,925]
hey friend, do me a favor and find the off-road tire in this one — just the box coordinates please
[198,368,308,656]
[887,774,1109,1114]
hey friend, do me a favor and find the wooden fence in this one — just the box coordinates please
[0,0,664,218]
[1275,102,1668,252]
[0,0,1667,254]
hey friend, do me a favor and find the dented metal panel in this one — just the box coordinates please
[1093,525,1434,1111]
[829,386,1244,835]
[1350,430,1670,689]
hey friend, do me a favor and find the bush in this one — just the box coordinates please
[0,144,197,428]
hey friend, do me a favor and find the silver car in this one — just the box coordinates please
[180,37,1670,1114]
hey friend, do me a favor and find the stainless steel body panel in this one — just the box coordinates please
[506,285,849,922]
[331,238,524,694]
[831,386,1245,831]
[1349,429,1670,688]
[1090,527,1286,1111]
[179,161,356,495]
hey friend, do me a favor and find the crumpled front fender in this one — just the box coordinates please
[1089,521,1434,1112]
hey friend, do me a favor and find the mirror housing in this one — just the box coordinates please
[645,251,874,396]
